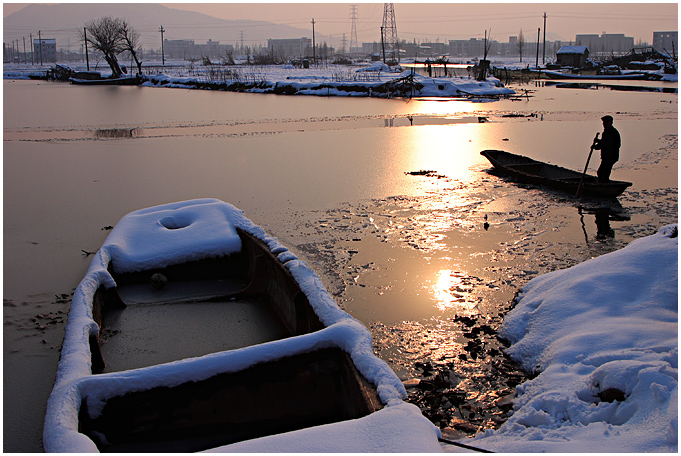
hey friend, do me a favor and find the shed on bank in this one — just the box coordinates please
[556,45,590,67]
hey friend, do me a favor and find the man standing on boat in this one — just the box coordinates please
[593,115,621,182]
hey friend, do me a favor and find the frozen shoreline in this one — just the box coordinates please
[466,225,678,453]
[4,60,516,99]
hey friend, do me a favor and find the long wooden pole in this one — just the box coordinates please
[575,133,600,198]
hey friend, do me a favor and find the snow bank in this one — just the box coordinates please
[44,199,441,453]
[468,225,678,452]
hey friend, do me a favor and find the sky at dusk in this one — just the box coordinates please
[164,2,677,43]
[3,2,678,44]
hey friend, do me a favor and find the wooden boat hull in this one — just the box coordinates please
[44,200,417,453]
[69,76,142,86]
[542,70,650,80]
[480,149,632,198]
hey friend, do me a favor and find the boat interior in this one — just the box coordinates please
[80,228,382,452]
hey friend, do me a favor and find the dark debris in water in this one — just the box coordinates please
[405,170,447,179]
[398,311,529,438]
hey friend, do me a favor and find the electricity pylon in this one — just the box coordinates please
[349,5,359,54]
[381,3,399,63]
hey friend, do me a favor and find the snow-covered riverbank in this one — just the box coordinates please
[140,62,515,99]
[463,225,678,453]
[4,61,516,99]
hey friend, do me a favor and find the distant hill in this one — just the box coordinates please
[3,3,324,50]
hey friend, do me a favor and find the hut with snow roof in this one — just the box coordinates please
[556,45,589,68]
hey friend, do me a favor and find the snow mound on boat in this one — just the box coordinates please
[102,199,244,273]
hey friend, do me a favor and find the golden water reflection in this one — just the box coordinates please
[432,269,479,313]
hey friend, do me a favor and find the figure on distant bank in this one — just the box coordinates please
[593,115,621,182]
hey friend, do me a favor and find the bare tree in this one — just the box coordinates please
[80,16,142,78]
[517,28,525,63]
[120,20,143,75]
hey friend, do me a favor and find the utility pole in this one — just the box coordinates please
[23,36,26,64]
[542,12,547,65]
[84,27,90,70]
[29,33,33,64]
[38,30,43,66]
[536,27,540,68]
[380,26,386,63]
[159,25,165,65]
[311,18,316,67]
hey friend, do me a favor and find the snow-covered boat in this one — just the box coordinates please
[43,199,441,452]
[68,75,142,86]
[542,70,650,80]
[481,149,632,198]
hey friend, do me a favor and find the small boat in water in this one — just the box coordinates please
[43,199,440,452]
[69,75,142,86]
[541,70,651,80]
[480,150,632,198]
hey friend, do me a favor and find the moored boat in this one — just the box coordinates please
[69,75,143,86]
[43,199,441,452]
[542,70,650,80]
[480,149,632,198]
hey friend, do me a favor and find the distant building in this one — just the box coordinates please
[33,38,56,63]
[267,37,312,59]
[449,38,487,58]
[361,42,382,55]
[576,33,633,55]
[557,45,589,67]
[164,39,233,60]
[653,31,678,55]
[419,42,449,57]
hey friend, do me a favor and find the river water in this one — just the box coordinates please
[4,77,677,451]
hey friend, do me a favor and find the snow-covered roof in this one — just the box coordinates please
[557,45,590,54]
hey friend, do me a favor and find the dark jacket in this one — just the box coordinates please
[594,126,621,163]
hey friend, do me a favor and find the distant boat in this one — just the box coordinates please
[69,75,142,86]
[480,150,632,198]
[542,70,650,80]
[43,199,434,452]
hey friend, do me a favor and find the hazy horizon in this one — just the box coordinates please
[3,2,678,45]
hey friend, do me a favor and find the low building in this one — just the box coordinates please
[576,33,633,55]
[653,31,678,55]
[556,45,589,67]
[164,39,233,60]
[448,38,488,58]
[267,37,312,60]
[33,38,56,63]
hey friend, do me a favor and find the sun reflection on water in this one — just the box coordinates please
[432,269,479,313]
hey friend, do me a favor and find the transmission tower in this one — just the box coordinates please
[349,5,359,54]
[381,3,399,63]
